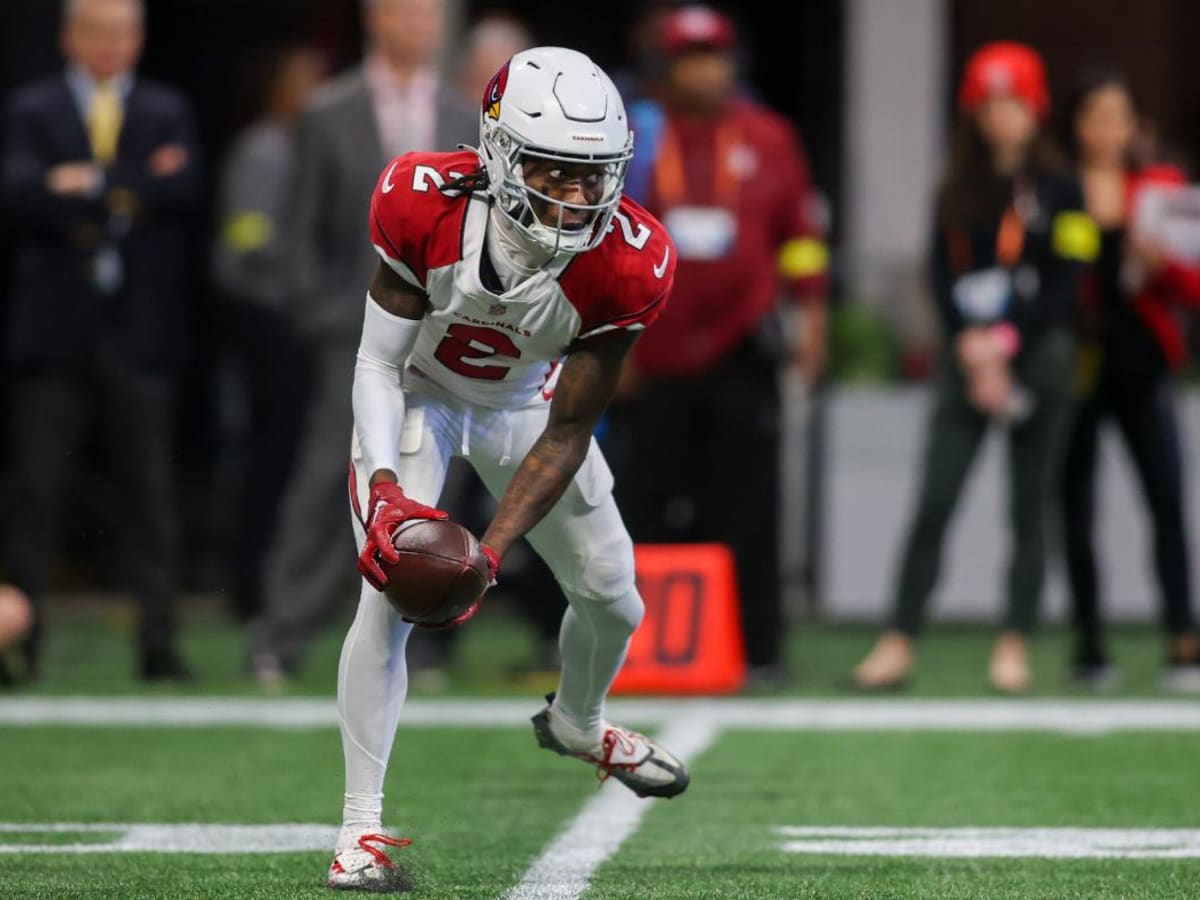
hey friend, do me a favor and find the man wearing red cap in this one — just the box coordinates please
[617,5,829,685]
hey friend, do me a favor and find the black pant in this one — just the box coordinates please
[892,332,1074,635]
[3,351,179,660]
[222,300,312,621]
[616,340,783,667]
[1061,369,1193,652]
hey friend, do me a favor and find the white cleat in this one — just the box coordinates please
[327,831,413,893]
[531,694,690,799]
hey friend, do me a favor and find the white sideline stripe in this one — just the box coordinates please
[502,717,719,900]
[0,823,337,854]
[2,697,1200,733]
[775,826,1200,859]
[7,822,1200,860]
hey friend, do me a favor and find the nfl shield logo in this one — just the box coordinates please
[489,303,507,315]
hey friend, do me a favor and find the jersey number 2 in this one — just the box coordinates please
[434,324,521,381]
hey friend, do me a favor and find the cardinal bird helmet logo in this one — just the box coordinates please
[484,61,510,121]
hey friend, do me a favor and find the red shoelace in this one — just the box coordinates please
[339,833,413,871]
[580,727,644,785]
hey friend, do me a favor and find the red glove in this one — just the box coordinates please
[358,482,448,591]
[482,544,501,586]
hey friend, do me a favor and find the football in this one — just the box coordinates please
[380,519,490,627]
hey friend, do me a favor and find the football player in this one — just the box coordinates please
[327,47,687,890]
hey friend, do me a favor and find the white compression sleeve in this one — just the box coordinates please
[352,293,423,478]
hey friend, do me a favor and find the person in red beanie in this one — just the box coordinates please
[853,42,1093,693]
[1056,68,1200,692]
[616,5,829,688]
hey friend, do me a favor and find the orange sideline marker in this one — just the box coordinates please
[611,543,746,694]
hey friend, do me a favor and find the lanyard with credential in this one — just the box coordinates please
[947,198,1027,274]
[652,118,741,210]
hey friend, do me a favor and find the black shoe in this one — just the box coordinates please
[0,656,27,689]
[743,663,794,692]
[0,633,39,689]
[1069,647,1118,692]
[1069,660,1119,692]
[139,647,194,682]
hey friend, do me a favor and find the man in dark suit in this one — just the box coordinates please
[249,0,477,687]
[1,0,199,682]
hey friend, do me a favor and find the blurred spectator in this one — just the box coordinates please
[609,0,679,105]
[213,47,327,622]
[615,6,830,688]
[249,0,475,688]
[0,0,199,683]
[1057,68,1200,692]
[0,585,34,685]
[457,14,532,103]
[852,43,1091,694]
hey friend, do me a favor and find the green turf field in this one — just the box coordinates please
[12,603,1191,697]
[1,609,1198,898]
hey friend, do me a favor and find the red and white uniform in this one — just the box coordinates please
[332,50,691,876]
[350,149,674,603]
[369,150,673,408]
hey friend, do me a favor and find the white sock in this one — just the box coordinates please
[338,794,382,850]
[552,586,643,749]
[337,584,413,847]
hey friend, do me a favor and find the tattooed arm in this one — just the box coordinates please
[481,330,638,557]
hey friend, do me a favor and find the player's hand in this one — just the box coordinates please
[46,162,101,196]
[358,482,449,591]
[967,362,1014,419]
[791,300,828,387]
[956,327,1006,371]
[148,143,188,178]
[481,544,500,587]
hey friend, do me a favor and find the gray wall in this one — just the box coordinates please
[842,0,947,347]
[823,386,1200,624]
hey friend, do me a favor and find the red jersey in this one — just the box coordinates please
[1123,165,1200,369]
[632,100,828,378]
[368,150,675,408]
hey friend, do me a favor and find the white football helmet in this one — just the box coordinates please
[478,47,633,254]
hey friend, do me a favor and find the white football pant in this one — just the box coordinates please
[337,374,643,835]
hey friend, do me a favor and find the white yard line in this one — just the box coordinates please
[7,822,1200,861]
[2,697,1200,733]
[0,823,338,854]
[774,826,1200,859]
[502,716,720,900]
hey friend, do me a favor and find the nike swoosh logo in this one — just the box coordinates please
[381,162,398,194]
[653,245,670,279]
